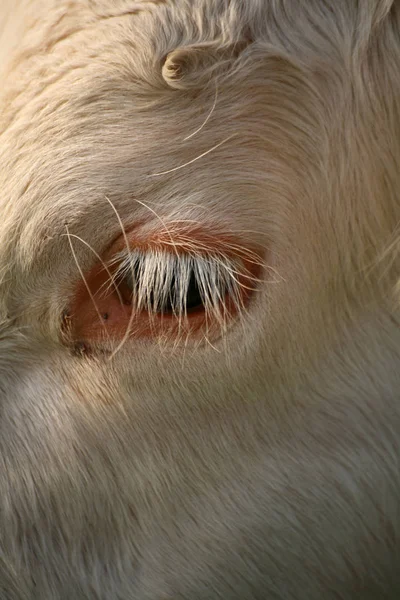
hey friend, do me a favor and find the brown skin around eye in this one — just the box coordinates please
[64,225,264,349]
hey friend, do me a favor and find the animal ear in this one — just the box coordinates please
[161,39,251,90]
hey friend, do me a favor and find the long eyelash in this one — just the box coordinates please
[113,249,247,325]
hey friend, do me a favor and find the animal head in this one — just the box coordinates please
[0,1,400,597]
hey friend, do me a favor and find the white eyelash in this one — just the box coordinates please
[112,249,248,324]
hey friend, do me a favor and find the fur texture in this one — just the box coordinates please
[1,0,400,598]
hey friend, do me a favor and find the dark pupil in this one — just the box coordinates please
[125,263,204,314]
[169,270,204,313]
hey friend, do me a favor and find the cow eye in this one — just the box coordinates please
[123,256,206,315]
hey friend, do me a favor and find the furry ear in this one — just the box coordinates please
[161,39,251,90]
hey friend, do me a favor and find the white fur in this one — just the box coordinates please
[0,0,400,598]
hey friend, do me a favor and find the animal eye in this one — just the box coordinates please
[122,256,205,315]
[183,270,204,312]
[66,229,264,349]
[118,251,230,317]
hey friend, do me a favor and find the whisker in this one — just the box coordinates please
[132,198,181,258]
[148,135,234,177]
[104,196,137,360]
[203,335,221,353]
[60,233,125,306]
[65,225,111,344]
[183,83,218,141]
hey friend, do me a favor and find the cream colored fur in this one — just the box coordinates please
[1,0,400,598]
